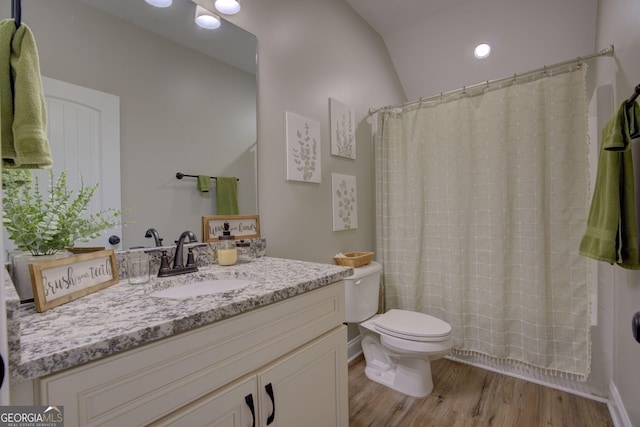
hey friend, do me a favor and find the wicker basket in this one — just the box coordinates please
[334,252,374,268]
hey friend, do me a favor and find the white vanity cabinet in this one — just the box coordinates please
[152,327,346,427]
[24,282,348,427]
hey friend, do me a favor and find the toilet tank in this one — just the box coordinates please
[344,261,383,323]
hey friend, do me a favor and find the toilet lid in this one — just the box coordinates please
[373,309,451,342]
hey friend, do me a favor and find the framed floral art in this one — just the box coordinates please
[285,111,321,183]
[329,98,356,160]
[332,173,357,231]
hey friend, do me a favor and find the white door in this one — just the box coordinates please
[4,77,122,252]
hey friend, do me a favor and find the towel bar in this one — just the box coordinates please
[176,172,239,181]
[12,0,21,27]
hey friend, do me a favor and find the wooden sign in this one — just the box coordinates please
[29,249,120,312]
[202,215,260,242]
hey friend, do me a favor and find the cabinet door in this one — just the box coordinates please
[258,326,348,427]
[150,375,258,427]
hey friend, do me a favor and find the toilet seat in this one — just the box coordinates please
[379,332,452,354]
[373,309,451,342]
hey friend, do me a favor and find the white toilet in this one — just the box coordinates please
[345,261,452,398]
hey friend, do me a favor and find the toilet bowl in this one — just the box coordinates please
[344,261,452,398]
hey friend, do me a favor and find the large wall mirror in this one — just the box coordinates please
[1,0,257,250]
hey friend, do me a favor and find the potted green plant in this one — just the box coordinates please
[2,170,121,300]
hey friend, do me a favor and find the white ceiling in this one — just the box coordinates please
[344,0,599,103]
[345,0,472,37]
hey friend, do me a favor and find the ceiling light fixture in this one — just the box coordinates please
[214,0,241,15]
[195,5,221,29]
[145,0,173,8]
[474,43,492,59]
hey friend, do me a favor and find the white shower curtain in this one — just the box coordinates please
[375,66,591,380]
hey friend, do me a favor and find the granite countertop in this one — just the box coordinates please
[7,257,352,384]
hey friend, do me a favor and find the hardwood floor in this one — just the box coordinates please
[348,356,613,426]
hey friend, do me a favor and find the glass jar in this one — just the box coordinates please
[218,237,237,266]
[236,240,254,263]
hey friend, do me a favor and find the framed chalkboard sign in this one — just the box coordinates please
[29,249,120,312]
[202,215,261,242]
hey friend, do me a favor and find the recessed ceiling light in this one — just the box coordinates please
[474,43,492,59]
[195,5,221,29]
[215,0,241,15]
[145,0,173,8]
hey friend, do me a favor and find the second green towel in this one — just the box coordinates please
[197,175,210,192]
[579,100,639,269]
[216,177,239,215]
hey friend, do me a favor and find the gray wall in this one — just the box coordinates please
[215,0,406,264]
[215,0,406,343]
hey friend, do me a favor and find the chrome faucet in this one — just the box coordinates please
[156,230,200,277]
[144,228,164,247]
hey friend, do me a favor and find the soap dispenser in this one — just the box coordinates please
[218,222,237,266]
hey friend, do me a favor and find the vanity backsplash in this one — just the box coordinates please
[116,238,267,280]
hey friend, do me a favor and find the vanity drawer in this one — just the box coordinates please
[37,281,345,427]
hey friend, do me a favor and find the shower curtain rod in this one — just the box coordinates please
[369,44,615,116]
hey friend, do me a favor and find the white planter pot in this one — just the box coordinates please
[10,252,70,301]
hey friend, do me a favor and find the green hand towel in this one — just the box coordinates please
[197,175,210,192]
[1,20,17,164]
[1,19,52,169]
[579,100,640,269]
[216,177,239,215]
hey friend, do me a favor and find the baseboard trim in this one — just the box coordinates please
[347,335,362,364]
[608,381,632,427]
[445,353,608,403]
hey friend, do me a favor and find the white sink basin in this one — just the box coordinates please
[152,279,257,299]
